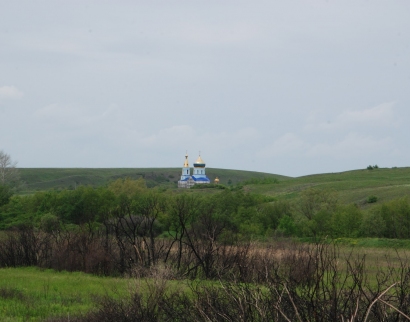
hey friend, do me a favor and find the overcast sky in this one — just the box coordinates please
[1,1,409,177]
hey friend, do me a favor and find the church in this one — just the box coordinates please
[178,153,211,188]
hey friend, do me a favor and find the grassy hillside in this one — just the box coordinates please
[247,167,410,208]
[16,167,410,207]
[17,167,287,194]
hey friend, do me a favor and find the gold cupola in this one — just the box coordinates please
[194,155,205,168]
[183,152,189,167]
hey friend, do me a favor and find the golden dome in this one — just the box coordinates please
[214,177,220,184]
[195,155,205,164]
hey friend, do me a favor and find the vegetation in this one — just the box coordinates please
[0,150,19,187]
[16,166,410,208]
[2,244,410,321]
[0,267,131,321]
[2,166,410,320]
[17,168,285,194]
[0,150,20,209]
[246,166,410,208]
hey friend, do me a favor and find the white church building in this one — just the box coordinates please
[178,153,211,188]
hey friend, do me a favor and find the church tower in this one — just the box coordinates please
[192,153,210,184]
[180,152,190,180]
[193,154,206,177]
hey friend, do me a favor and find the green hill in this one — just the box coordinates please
[247,167,410,208]
[17,168,287,194]
[16,167,410,208]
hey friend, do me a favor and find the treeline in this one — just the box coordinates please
[0,178,274,278]
[294,188,410,239]
[1,179,410,240]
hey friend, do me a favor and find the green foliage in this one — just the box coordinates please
[3,174,410,241]
[378,198,410,239]
[257,200,292,232]
[190,183,227,190]
[367,164,379,170]
[299,188,338,220]
[39,213,60,233]
[277,215,297,236]
[331,204,363,238]
[361,210,385,238]
[0,184,12,207]
[108,177,147,197]
[367,195,378,203]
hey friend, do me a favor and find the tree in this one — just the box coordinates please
[0,184,12,207]
[108,177,146,198]
[299,188,338,220]
[0,150,19,186]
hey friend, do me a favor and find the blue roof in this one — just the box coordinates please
[192,176,210,182]
[180,176,210,182]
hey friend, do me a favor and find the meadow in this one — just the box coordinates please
[247,166,410,208]
[0,267,129,321]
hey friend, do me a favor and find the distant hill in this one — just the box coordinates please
[247,167,410,209]
[17,168,287,194]
[17,167,410,209]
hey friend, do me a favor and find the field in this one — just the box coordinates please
[1,243,410,321]
[0,267,128,321]
[246,166,410,208]
[0,267,187,321]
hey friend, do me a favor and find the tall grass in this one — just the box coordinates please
[3,241,410,321]
[0,267,129,321]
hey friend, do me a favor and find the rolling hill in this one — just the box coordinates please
[16,167,410,208]
[246,167,410,208]
[17,167,287,193]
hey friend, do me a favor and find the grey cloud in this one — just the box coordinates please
[1,1,409,175]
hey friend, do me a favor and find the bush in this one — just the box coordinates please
[0,185,13,207]
[367,195,378,203]
[367,164,379,170]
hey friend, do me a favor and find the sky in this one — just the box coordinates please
[1,1,409,177]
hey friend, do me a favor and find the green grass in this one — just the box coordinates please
[247,167,410,208]
[299,237,410,249]
[0,267,190,321]
[1,242,410,321]
[0,267,131,321]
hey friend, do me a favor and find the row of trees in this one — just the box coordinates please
[1,148,410,240]
[2,175,410,239]
[0,174,410,239]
